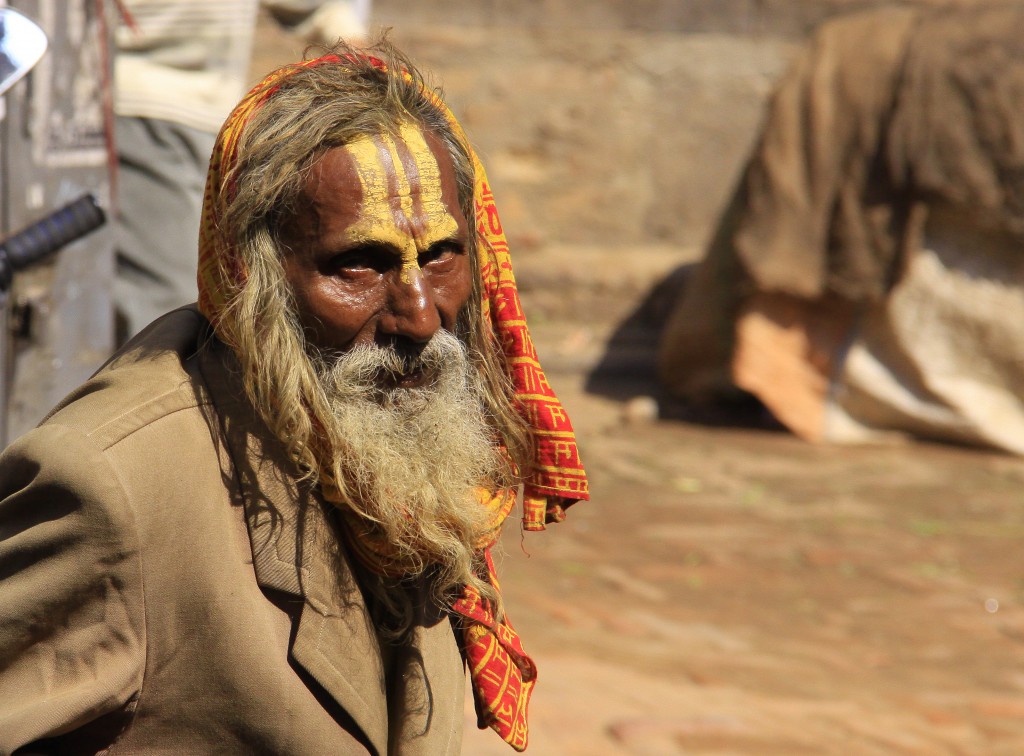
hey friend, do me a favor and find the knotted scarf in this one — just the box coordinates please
[196,53,588,751]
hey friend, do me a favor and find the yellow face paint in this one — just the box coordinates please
[343,122,460,283]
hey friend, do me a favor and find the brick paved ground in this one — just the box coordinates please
[462,364,1024,755]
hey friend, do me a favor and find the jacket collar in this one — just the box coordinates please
[196,330,391,755]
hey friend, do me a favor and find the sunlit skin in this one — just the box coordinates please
[281,123,472,387]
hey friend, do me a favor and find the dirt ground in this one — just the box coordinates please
[465,355,1024,755]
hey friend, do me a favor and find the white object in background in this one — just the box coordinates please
[0,8,48,97]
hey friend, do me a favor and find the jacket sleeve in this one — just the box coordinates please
[0,424,145,752]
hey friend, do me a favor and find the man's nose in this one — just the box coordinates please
[380,266,441,343]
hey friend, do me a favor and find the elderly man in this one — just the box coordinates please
[0,42,587,753]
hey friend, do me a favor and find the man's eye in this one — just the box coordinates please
[419,241,461,267]
[336,253,371,269]
[327,247,389,275]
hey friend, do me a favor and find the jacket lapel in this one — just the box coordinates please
[196,331,390,755]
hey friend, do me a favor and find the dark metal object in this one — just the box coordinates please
[0,194,106,292]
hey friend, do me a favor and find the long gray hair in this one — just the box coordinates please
[210,38,533,501]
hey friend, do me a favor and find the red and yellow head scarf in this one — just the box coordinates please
[196,54,588,750]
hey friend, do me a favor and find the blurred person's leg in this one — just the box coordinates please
[114,116,215,343]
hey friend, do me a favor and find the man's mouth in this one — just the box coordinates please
[375,362,431,392]
[394,367,427,389]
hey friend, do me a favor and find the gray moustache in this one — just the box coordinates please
[319,331,467,398]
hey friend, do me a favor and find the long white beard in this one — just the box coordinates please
[314,330,502,577]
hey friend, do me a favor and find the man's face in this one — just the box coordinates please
[281,122,472,387]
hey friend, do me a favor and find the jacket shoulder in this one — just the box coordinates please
[42,307,216,451]
[0,422,146,750]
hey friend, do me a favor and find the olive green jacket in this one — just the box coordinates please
[0,307,464,755]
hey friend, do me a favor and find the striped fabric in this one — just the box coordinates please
[115,0,261,132]
[451,546,537,751]
[196,54,589,750]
